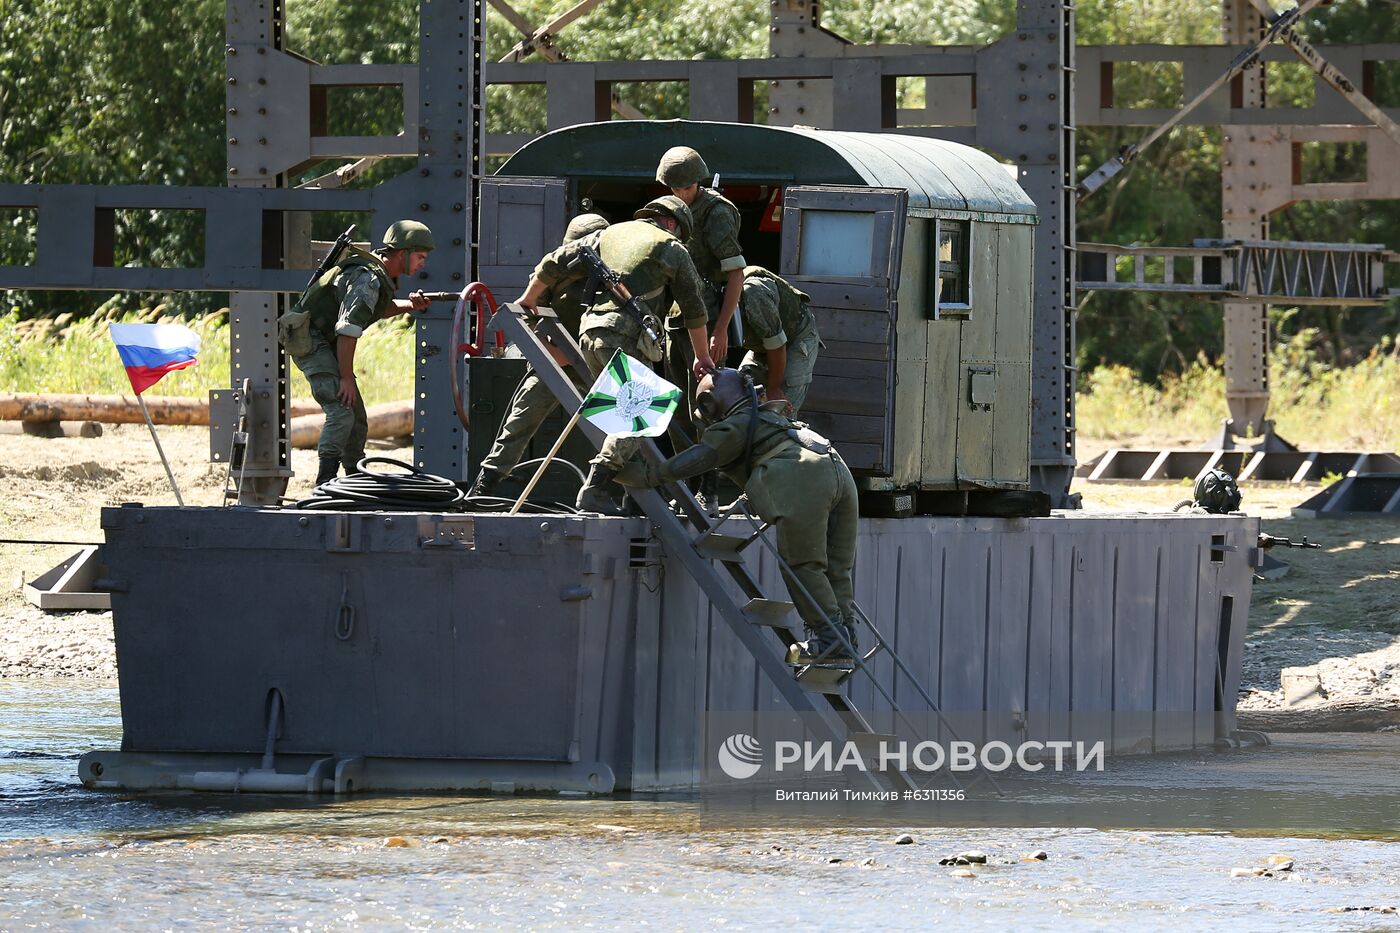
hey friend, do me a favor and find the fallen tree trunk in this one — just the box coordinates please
[290,400,414,449]
[0,393,320,425]
[0,420,103,438]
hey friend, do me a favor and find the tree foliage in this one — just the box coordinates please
[1,0,1396,376]
[0,0,226,316]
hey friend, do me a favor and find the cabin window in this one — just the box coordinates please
[930,218,971,319]
[798,210,877,277]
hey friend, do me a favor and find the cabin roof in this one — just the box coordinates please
[498,120,1038,221]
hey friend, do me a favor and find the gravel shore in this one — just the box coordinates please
[0,603,115,679]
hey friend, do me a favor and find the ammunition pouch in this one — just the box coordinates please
[276,300,317,358]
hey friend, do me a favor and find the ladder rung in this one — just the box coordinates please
[849,731,897,751]
[795,665,852,694]
[742,597,795,627]
[849,732,900,767]
[694,533,752,562]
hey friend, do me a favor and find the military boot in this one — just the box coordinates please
[837,614,859,658]
[694,472,721,517]
[314,455,340,488]
[576,463,626,516]
[467,467,506,499]
[785,616,856,668]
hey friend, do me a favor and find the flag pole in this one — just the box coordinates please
[135,393,185,506]
[509,405,584,515]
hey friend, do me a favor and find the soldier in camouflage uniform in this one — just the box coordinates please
[468,213,610,497]
[514,196,715,513]
[656,148,746,423]
[733,266,820,414]
[287,220,434,487]
[606,368,859,665]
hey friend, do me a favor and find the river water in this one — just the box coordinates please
[2,679,1398,930]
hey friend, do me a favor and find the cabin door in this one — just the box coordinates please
[778,186,907,476]
[477,175,569,301]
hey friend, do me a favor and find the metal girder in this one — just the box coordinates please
[489,0,645,121]
[1076,239,1398,305]
[495,0,606,64]
[1077,0,1328,201]
[0,183,374,292]
[1242,0,1400,151]
[216,0,480,497]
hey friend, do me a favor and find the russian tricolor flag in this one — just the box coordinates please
[108,323,201,395]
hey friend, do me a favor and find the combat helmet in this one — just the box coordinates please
[564,212,609,242]
[1193,467,1242,514]
[382,220,435,252]
[693,368,754,426]
[634,196,694,241]
[655,146,710,188]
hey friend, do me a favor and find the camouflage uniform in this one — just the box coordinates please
[666,186,746,434]
[476,215,608,483]
[682,187,746,319]
[734,266,820,413]
[289,247,395,472]
[608,399,857,629]
[535,219,709,378]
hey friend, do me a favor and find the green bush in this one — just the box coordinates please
[1078,333,1400,450]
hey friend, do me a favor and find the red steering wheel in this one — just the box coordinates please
[449,282,504,430]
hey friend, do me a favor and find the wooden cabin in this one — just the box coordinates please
[483,120,1038,494]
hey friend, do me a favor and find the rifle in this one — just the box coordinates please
[304,224,357,293]
[1258,533,1321,551]
[276,224,359,356]
[575,244,663,346]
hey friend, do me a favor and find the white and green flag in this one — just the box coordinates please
[579,351,683,437]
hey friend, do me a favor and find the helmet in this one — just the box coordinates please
[563,213,609,243]
[693,368,753,426]
[382,220,435,252]
[1193,468,1242,514]
[634,196,693,241]
[655,146,709,188]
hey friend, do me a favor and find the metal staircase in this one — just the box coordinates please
[488,302,1000,794]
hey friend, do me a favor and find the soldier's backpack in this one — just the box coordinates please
[276,248,390,357]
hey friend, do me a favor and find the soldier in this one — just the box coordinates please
[514,195,715,513]
[288,220,434,487]
[468,213,610,498]
[606,368,859,666]
[656,147,746,407]
[733,265,820,415]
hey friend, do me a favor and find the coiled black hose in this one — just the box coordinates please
[294,457,467,511]
[292,456,583,514]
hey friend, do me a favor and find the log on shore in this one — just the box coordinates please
[0,393,320,425]
[290,401,414,449]
[0,420,103,438]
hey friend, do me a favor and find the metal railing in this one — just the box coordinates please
[1077,238,1398,305]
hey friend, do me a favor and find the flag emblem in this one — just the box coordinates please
[108,322,201,395]
[578,351,682,437]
